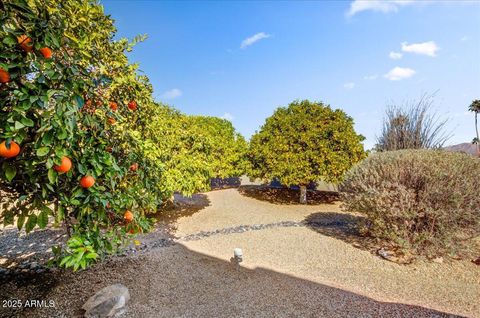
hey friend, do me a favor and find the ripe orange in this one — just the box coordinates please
[128,101,137,111]
[17,35,33,52]
[54,156,72,173]
[80,175,95,188]
[39,47,52,59]
[129,163,138,171]
[0,68,10,83]
[124,210,134,223]
[0,141,20,158]
[109,101,118,111]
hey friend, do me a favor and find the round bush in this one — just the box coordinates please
[340,149,480,257]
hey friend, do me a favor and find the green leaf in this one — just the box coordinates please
[77,163,86,174]
[38,208,50,228]
[25,214,37,233]
[85,252,98,259]
[48,168,57,184]
[21,117,35,127]
[46,158,54,168]
[17,214,26,230]
[80,258,87,270]
[5,166,16,181]
[67,237,82,247]
[36,147,50,156]
[51,35,60,48]
[14,121,25,130]
[42,131,54,146]
[57,129,68,140]
[74,95,84,109]
[59,256,70,267]
[55,205,65,223]
[75,249,86,262]
[2,36,16,46]
[3,211,14,226]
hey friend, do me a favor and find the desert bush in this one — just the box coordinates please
[376,93,450,151]
[340,149,480,258]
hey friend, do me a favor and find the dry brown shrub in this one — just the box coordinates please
[340,149,480,258]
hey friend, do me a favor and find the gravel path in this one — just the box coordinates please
[174,188,341,237]
[1,187,479,317]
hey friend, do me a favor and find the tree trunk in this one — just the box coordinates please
[299,185,307,204]
[475,113,480,157]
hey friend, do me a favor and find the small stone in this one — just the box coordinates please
[30,262,39,269]
[377,248,399,263]
[432,257,443,264]
[36,268,45,274]
[83,283,130,318]
[472,257,480,265]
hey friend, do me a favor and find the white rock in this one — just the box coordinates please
[83,283,130,318]
[432,257,443,264]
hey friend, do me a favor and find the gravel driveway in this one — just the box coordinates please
[1,187,479,317]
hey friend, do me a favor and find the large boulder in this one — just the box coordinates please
[83,283,130,318]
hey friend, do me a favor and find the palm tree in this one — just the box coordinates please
[469,100,480,157]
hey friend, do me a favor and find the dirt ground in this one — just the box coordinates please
[1,187,479,317]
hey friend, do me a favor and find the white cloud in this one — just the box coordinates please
[384,67,416,81]
[343,82,355,89]
[389,51,403,59]
[364,74,378,80]
[221,112,234,121]
[240,32,271,49]
[347,0,415,17]
[161,88,182,99]
[401,41,439,57]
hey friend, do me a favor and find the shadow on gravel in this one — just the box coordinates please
[153,193,210,225]
[304,212,380,253]
[0,245,467,318]
[0,227,67,269]
[238,185,339,205]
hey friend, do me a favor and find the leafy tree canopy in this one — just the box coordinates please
[0,0,248,269]
[249,100,366,187]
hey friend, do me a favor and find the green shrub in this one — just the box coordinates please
[340,149,480,258]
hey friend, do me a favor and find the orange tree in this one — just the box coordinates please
[132,104,249,198]
[248,100,366,204]
[0,0,166,270]
[187,116,248,179]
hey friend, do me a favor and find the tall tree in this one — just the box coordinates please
[248,100,366,204]
[468,99,480,157]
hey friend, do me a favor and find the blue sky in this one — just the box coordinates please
[102,0,480,149]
